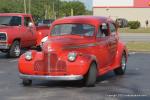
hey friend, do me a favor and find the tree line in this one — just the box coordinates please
[0,0,92,21]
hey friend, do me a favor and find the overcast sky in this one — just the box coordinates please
[63,0,92,10]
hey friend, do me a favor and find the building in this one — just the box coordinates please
[93,0,150,27]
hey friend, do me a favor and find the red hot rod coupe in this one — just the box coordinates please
[18,16,128,86]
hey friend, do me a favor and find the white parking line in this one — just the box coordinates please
[129,52,136,55]
[101,80,109,84]
[8,59,18,63]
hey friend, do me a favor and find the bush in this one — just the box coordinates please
[128,21,141,29]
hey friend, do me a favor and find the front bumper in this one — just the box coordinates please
[19,73,83,81]
[0,43,10,49]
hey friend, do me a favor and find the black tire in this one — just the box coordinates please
[114,52,127,75]
[84,63,97,87]
[8,41,21,58]
[22,79,32,86]
[36,46,42,51]
[0,50,9,53]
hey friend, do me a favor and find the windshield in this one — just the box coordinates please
[51,24,95,36]
[0,16,21,26]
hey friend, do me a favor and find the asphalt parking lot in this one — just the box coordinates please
[0,52,150,100]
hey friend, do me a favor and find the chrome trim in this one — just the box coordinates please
[0,44,9,49]
[19,73,83,81]
[63,43,97,49]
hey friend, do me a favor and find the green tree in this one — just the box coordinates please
[0,0,91,21]
[60,1,86,17]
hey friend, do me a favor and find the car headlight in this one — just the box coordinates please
[40,36,48,47]
[25,51,32,61]
[68,52,77,62]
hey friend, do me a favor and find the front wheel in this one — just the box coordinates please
[114,53,127,75]
[22,79,32,86]
[84,63,97,87]
[8,41,21,58]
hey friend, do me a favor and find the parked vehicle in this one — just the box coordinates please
[0,13,49,57]
[116,18,128,28]
[18,16,128,87]
[37,19,54,27]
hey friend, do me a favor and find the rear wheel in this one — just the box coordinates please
[84,63,97,87]
[22,79,32,86]
[114,52,127,75]
[8,41,21,58]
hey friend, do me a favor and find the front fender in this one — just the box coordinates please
[18,50,43,75]
[66,53,98,76]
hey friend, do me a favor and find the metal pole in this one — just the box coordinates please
[28,0,31,14]
[58,0,60,18]
[71,8,74,16]
[24,0,27,13]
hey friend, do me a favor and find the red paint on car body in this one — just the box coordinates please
[18,16,128,83]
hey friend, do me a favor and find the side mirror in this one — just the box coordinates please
[28,22,34,27]
[101,23,108,30]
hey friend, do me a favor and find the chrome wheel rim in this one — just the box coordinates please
[121,55,126,71]
[14,45,20,56]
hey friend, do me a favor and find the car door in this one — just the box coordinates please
[96,23,111,70]
[22,16,36,47]
[108,22,118,64]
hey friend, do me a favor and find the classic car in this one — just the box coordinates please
[18,16,128,87]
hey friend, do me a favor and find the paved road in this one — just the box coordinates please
[120,33,150,43]
[0,52,150,100]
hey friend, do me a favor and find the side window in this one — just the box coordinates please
[97,23,109,38]
[24,17,32,27]
[10,16,21,26]
[109,23,116,33]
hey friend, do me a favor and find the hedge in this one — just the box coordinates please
[128,21,141,29]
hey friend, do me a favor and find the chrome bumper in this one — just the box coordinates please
[19,73,83,81]
[0,43,9,49]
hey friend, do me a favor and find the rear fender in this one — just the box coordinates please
[35,31,43,46]
[112,41,128,69]
[35,26,49,46]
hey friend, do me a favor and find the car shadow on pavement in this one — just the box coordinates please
[20,72,118,88]
[0,49,28,59]
[25,69,142,88]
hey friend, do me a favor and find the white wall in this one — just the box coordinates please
[93,8,150,27]
[93,0,134,7]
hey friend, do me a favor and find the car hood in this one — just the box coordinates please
[0,26,14,32]
[42,35,95,53]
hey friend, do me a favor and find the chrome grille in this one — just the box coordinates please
[34,52,67,73]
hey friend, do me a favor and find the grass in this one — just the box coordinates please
[126,41,150,52]
[119,27,150,33]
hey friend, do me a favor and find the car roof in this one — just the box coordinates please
[53,16,112,26]
[0,13,32,17]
